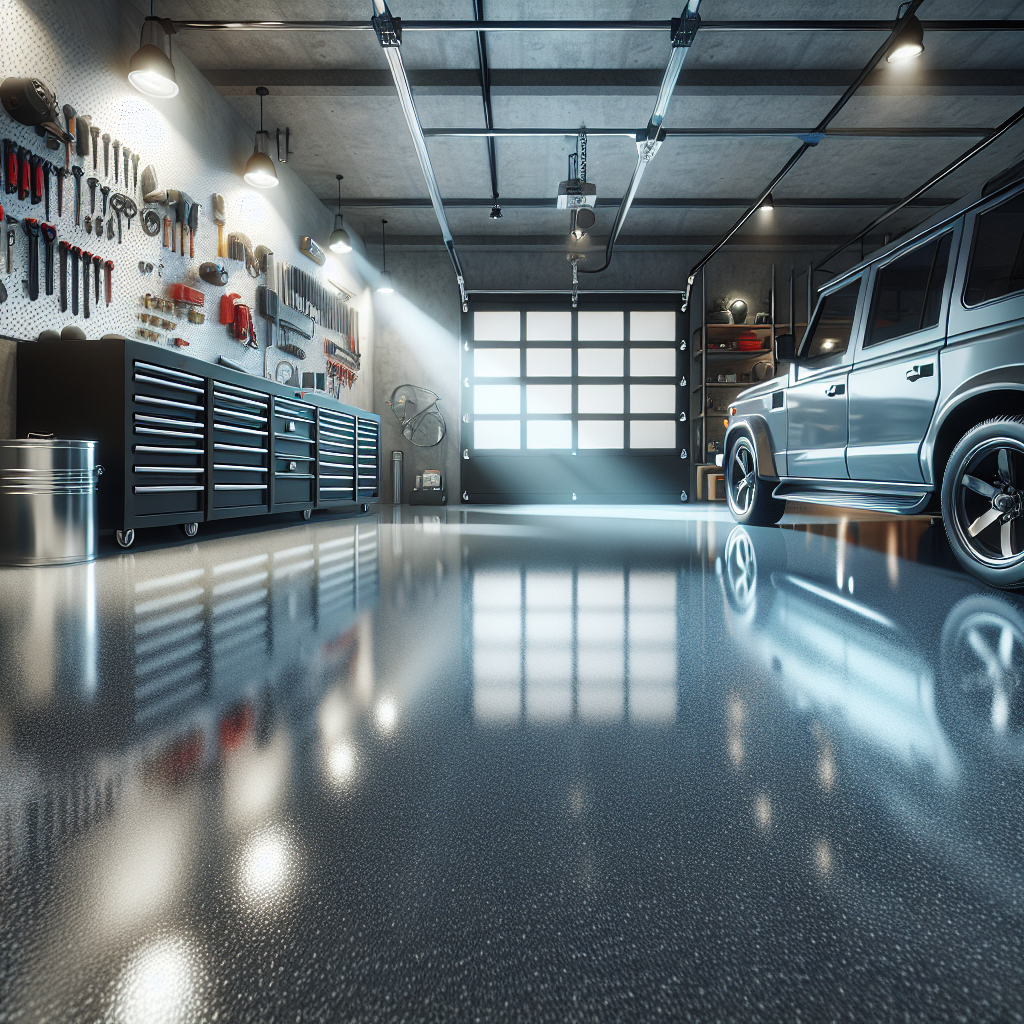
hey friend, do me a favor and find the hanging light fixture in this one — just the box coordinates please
[329,174,352,253]
[571,208,596,240]
[377,219,394,293]
[128,2,179,98]
[759,192,775,211]
[243,87,279,189]
[886,4,925,63]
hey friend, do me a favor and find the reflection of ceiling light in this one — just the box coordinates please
[759,192,774,211]
[755,794,772,830]
[886,14,924,63]
[375,698,397,732]
[327,742,356,782]
[128,15,179,98]
[240,830,292,902]
[821,339,835,350]
[243,87,279,188]
[113,935,199,1024]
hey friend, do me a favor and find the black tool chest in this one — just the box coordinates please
[17,339,380,542]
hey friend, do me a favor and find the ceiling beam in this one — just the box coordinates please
[206,68,1024,96]
[175,19,1024,33]
[421,126,992,139]
[335,197,955,210]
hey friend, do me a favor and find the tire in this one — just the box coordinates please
[941,417,1024,588]
[116,529,135,549]
[725,434,786,526]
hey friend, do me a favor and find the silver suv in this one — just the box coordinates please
[724,161,1024,588]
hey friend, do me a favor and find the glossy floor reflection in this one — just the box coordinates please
[1,507,1022,1023]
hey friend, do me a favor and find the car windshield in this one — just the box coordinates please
[802,279,861,359]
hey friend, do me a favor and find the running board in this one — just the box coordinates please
[773,482,931,515]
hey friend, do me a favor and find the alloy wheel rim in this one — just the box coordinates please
[953,438,1024,568]
[728,442,756,515]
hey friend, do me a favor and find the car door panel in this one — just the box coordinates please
[847,225,957,483]
[847,348,940,481]
[786,371,850,478]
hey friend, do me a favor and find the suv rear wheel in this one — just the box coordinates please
[726,435,786,526]
[942,417,1024,588]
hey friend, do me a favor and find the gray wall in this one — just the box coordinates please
[370,243,855,503]
[0,0,375,435]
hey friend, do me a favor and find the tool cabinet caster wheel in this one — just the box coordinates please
[302,509,312,521]
[183,522,198,538]
[116,529,135,549]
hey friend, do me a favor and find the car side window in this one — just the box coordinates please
[964,192,1024,306]
[865,230,953,347]
[801,279,861,360]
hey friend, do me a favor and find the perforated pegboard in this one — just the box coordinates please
[0,0,371,403]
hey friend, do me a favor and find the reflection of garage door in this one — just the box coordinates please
[461,301,689,503]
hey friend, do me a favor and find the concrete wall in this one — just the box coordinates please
[370,242,856,503]
[0,0,375,436]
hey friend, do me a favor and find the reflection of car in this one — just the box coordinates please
[720,525,1024,896]
[723,162,1024,587]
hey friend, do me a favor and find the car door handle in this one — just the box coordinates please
[825,384,846,397]
[906,363,934,382]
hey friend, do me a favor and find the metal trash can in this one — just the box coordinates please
[0,439,103,565]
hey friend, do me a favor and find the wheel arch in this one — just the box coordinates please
[929,385,1024,491]
[724,415,779,480]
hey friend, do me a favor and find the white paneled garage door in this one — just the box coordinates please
[462,301,688,503]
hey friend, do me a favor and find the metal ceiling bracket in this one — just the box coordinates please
[797,131,826,145]
[372,0,468,311]
[671,9,701,46]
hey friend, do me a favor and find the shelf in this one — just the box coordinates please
[705,323,774,330]
[704,347,773,357]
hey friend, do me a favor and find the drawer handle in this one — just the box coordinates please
[287,420,296,432]
[289,461,297,471]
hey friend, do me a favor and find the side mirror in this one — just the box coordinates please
[774,333,797,362]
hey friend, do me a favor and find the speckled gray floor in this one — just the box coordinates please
[1,507,1022,1024]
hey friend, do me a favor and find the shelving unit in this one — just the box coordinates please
[689,267,778,500]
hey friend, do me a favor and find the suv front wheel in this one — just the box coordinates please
[942,417,1024,588]
[726,435,786,526]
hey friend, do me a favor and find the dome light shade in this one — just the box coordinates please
[377,270,394,294]
[330,221,352,253]
[244,89,278,188]
[128,18,178,98]
[330,173,352,252]
[244,133,278,188]
[886,15,924,62]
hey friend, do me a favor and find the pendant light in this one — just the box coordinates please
[329,174,352,253]
[377,219,394,293]
[759,192,775,211]
[244,87,279,189]
[886,4,925,63]
[128,1,179,98]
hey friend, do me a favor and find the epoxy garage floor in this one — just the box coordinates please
[1,506,1023,1024]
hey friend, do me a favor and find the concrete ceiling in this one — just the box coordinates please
[151,0,1024,265]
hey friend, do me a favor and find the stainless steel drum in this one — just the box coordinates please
[0,439,103,565]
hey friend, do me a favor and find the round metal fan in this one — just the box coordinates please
[388,384,446,447]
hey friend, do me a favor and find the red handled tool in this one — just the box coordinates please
[18,147,30,201]
[22,217,40,300]
[68,244,81,315]
[103,259,113,306]
[220,291,241,324]
[29,153,43,205]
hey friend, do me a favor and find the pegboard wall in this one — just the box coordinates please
[0,0,374,410]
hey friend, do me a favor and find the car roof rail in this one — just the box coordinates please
[983,157,1024,197]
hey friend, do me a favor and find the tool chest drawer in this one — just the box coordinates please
[17,340,381,537]
[317,408,357,505]
[212,382,269,510]
[273,397,316,507]
[131,361,206,516]
[356,418,380,500]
